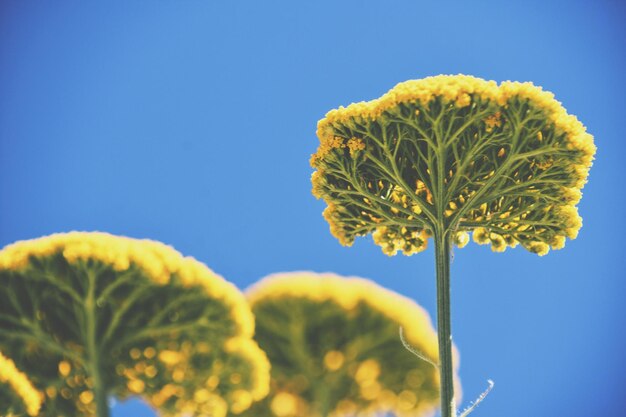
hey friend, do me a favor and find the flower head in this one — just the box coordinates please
[241,272,454,417]
[0,232,269,417]
[311,75,595,256]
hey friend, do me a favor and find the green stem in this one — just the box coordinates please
[317,385,331,417]
[434,228,456,417]
[85,271,110,417]
[288,313,331,417]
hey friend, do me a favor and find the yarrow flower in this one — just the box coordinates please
[311,74,595,256]
[240,272,453,417]
[310,75,595,417]
[0,232,270,417]
[0,352,43,416]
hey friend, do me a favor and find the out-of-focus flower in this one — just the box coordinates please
[237,272,453,417]
[0,232,269,417]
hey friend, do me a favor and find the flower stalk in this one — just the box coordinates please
[85,270,110,417]
[434,228,455,417]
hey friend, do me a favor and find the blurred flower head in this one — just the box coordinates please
[240,272,453,417]
[0,232,270,417]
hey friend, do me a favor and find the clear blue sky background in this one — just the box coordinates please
[1,1,624,416]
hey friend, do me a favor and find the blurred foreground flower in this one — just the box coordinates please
[0,351,43,416]
[238,272,450,417]
[311,75,594,416]
[0,232,270,417]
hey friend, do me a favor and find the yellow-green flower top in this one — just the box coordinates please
[316,75,499,139]
[311,74,595,256]
[0,352,43,416]
[0,232,270,417]
[0,231,253,337]
[248,272,440,362]
[244,272,455,417]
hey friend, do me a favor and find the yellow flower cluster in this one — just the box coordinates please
[316,75,594,165]
[0,352,42,416]
[467,201,583,255]
[0,232,253,337]
[118,339,269,417]
[247,272,440,362]
[321,204,351,246]
[245,272,453,417]
[44,359,102,416]
[317,75,500,130]
[484,111,502,133]
[498,81,595,169]
[0,232,271,417]
[311,135,366,165]
[270,391,305,417]
[311,74,595,256]
[372,226,430,256]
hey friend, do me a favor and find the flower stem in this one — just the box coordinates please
[434,228,456,417]
[86,270,110,417]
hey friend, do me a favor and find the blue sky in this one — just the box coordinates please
[1,1,625,416]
